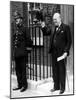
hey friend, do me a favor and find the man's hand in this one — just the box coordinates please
[41,21,45,28]
[57,52,67,61]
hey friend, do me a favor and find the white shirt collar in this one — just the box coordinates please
[58,22,62,27]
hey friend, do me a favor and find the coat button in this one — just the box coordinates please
[15,46,17,48]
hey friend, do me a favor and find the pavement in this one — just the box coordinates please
[10,70,74,99]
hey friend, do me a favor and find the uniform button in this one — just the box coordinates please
[15,42,17,44]
[15,39,17,41]
[15,46,17,48]
[16,33,18,35]
[54,40,56,42]
[16,31,18,33]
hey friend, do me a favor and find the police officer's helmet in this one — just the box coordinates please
[13,11,22,20]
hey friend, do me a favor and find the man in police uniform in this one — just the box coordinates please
[12,11,32,92]
[41,13,72,94]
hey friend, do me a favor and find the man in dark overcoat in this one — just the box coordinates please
[11,11,32,92]
[41,13,72,94]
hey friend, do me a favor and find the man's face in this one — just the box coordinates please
[15,18,21,25]
[53,14,61,26]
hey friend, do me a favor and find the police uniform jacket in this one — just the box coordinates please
[12,22,33,58]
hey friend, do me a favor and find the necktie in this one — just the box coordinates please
[53,26,59,45]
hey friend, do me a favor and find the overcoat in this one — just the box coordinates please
[42,23,72,56]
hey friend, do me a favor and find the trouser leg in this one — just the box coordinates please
[58,59,66,91]
[21,56,28,88]
[52,53,60,89]
[15,57,22,88]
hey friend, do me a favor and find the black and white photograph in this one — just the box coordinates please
[10,1,74,99]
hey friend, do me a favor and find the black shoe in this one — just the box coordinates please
[13,87,22,91]
[50,88,59,92]
[59,90,64,94]
[20,87,27,92]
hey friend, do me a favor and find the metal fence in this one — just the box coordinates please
[26,3,60,81]
[27,24,52,81]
